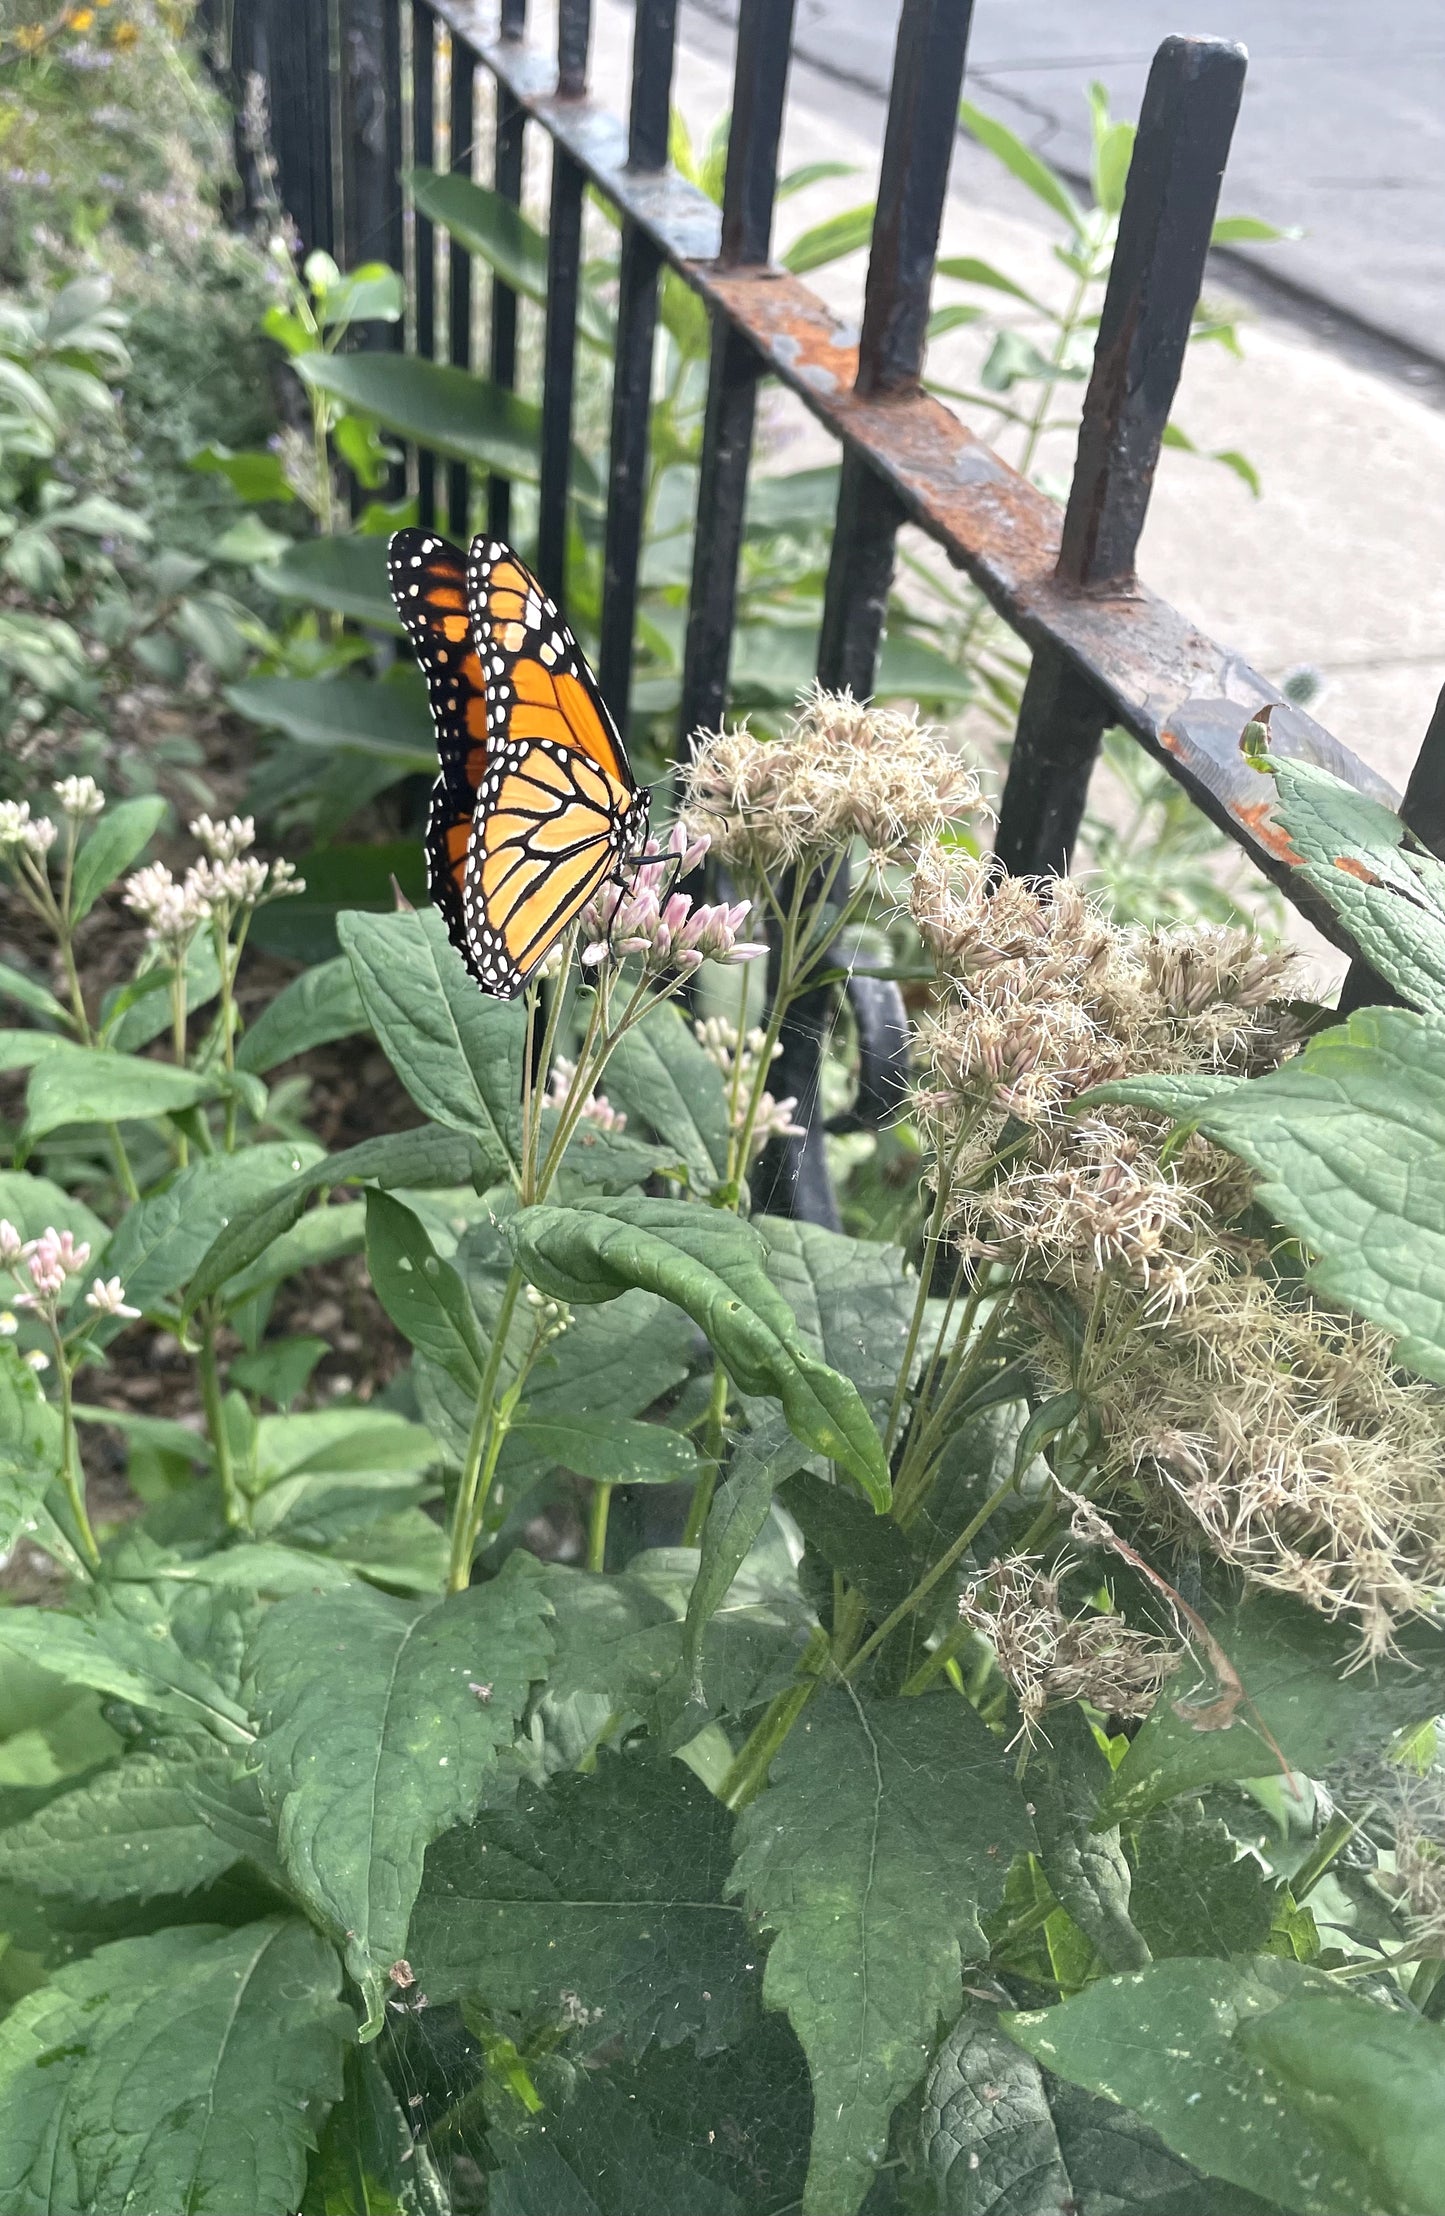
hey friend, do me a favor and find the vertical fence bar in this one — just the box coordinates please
[598,0,681,724]
[447,33,476,535]
[537,0,593,599]
[993,35,1247,876]
[488,0,529,541]
[758,0,975,1225]
[677,0,797,750]
[412,2,437,527]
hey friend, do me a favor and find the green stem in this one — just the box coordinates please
[447,1263,526,1592]
[1290,1808,1368,1904]
[720,1627,830,1812]
[50,1320,100,1574]
[843,1469,1019,1684]
[171,965,190,1167]
[587,1481,613,1574]
[682,1363,730,1546]
[198,1309,242,1530]
[105,1126,140,1203]
[899,1616,975,1697]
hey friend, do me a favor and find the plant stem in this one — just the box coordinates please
[720,1628,830,1812]
[587,1482,613,1574]
[682,1363,730,1546]
[1290,1808,1368,1904]
[843,1469,1019,1684]
[197,1308,242,1530]
[50,1320,100,1574]
[446,1262,526,1591]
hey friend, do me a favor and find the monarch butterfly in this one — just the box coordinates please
[387,528,651,999]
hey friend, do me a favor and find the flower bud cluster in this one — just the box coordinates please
[123,816,303,950]
[545,1056,627,1135]
[0,800,58,859]
[0,1221,138,1324]
[692,1017,803,1155]
[579,824,765,979]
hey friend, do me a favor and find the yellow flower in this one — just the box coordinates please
[110,17,138,44]
[69,8,96,29]
[13,24,47,51]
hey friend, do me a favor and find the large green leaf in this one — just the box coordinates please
[0,1748,239,1902]
[185,1124,482,1311]
[1007,1958,1445,2216]
[1102,1590,1445,1823]
[757,1215,915,1429]
[302,2044,448,2216]
[297,351,607,501]
[92,1141,322,1323]
[1026,1701,1151,1972]
[485,2055,742,2216]
[0,1168,107,1255]
[1111,1007,1445,1383]
[264,532,400,632]
[338,905,525,1169]
[508,1411,697,1487]
[508,1195,889,1504]
[602,999,732,1190]
[1128,1799,1279,1960]
[237,954,369,1073]
[0,1342,75,1567]
[0,1917,351,2216]
[24,1042,221,1138]
[408,164,614,352]
[1269,755,1445,1015]
[0,1591,254,1743]
[245,1557,553,2034]
[923,2000,1274,2216]
[959,99,1088,233]
[410,1744,753,2056]
[226,671,434,770]
[69,794,167,923]
[728,1690,1034,2215]
[364,1186,487,1393]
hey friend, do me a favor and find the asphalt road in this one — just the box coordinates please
[682,0,1445,380]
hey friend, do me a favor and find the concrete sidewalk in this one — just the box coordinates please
[583,0,1445,812]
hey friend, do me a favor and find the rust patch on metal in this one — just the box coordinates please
[1232,799,1302,865]
[1332,854,1380,884]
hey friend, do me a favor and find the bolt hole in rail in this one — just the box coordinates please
[210,0,1442,1224]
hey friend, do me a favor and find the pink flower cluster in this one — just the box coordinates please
[580,824,766,978]
[0,1221,138,1321]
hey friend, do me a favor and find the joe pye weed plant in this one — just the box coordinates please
[1,708,1445,2215]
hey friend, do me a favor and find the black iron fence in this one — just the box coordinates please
[204,0,1438,1220]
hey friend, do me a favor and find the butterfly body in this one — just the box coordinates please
[387,529,649,998]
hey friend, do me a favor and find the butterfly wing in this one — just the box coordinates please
[387,528,493,987]
[460,538,648,997]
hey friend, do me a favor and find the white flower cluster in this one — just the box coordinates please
[123,815,303,949]
[0,800,57,859]
[692,1017,804,1156]
[0,1221,138,1324]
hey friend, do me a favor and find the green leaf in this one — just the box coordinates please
[411,1743,753,2055]
[408,164,612,352]
[69,794,167,923]
[0,959,69,1026]
[487,2056,742,2216]
[668,1429,796,1731]
[959,100,1089,234]
[781,1467,919,1620]
[0,1749,240,1902]
[602,999,731,1190]
[189,439,297,502]
[1268,755,1445,1017]
[0,1917,351,2216]
[246,1557,553,2035]
[923,2000,1265,2216]
[220,1197,367,1307]
[1026,1703,1151,1972]
[297,352,607,503]
[185,1125,486,1312]
[364,1187,487,1393]
[729,1690,1034,2215]
[264,531,398,630]
[0,1342,74,1567]
[1159,1006,1445,1383]
[23,1042,221,1140]
[757,1215,915,1430]
[782,201,876,274]
[93,1141,323,1322]
[0,1592,254,1742]
[0,1168,107,1254]
[237,955,370,1073]
[1212,214,1296,245]
[1087,86,1136,215]
[303,2044,447,2216]
[226,672,434,771]
[338,905,525,1169]
[1007,1958,1445,2216]
[1128,1799,1278,1959]
[103,931,222,1052]
[1103,1591,1445,1822]
[935,254,1048,310]
[508,1412,696,1486]
[508,1195,890,1505]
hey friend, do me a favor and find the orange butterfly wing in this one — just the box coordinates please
[388,527,493,988]
[458,538,649,996]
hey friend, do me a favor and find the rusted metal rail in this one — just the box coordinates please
[214,0,1433,1222]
